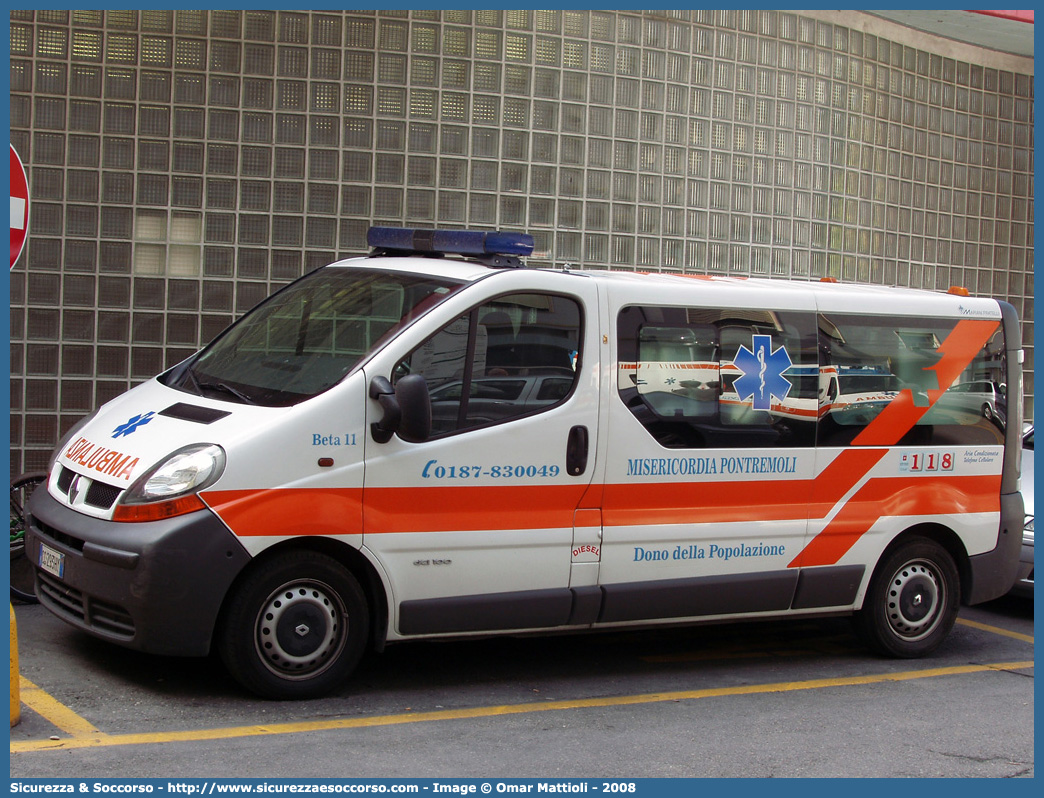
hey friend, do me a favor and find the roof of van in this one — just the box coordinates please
[330,251,1001,320]
[346,227,998,313]
[567,268,1001,317]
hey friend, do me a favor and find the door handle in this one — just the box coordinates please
[566,425,589,476]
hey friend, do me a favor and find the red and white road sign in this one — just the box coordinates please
[11,144,30,268]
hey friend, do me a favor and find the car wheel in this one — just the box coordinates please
[854,537,960,658]
[218,550,369,699]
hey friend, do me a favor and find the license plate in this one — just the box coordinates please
[38,543,65,579]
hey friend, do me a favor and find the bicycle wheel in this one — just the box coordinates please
[10,472,47,604]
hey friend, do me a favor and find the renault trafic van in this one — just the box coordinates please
[27,227,1024,698]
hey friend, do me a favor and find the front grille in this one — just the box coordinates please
[33,517,85,552]
[86,481,121,509]
[33,513,84,551]
[55,466,123,510]
[57,466,74,494]
[37,571,135,639]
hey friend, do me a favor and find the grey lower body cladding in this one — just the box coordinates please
[397,564,866,635]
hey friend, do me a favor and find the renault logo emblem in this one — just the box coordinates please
[69,475,87,504]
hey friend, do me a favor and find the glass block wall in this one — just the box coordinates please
[8,9,1034,473]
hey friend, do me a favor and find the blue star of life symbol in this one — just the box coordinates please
[733,335,793,411]
[112,411,155,439]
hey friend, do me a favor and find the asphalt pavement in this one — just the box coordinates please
[9,595,1034,779]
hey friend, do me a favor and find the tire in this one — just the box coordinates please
[10,472,47,604]
[855,536,960,658]
[9,540,38,604]
[217,551,369,699]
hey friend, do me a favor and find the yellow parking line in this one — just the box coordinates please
[956,617,1034,644]
[641,635,854,663]
[11,660,1033,754]
[17,677,107,738]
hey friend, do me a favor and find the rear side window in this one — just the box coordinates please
[819,313,1006,446]
[398,293,582,436]
[617,305,818,449]
[618,306,1007,449]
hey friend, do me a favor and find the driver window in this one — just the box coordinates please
[397,293,582,436]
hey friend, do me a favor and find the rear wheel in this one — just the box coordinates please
[217,551,369,699]
[855,537,960,658]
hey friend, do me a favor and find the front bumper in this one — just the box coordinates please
[26,486,252,656]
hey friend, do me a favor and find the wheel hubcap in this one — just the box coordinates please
[256,580,347,679]
[886,561,942,641]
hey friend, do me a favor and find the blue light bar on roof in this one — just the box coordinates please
[367,227,535,258]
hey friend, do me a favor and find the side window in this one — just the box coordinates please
[399,293,582,436]
[818,314,1006,446]
[617,305,818,448]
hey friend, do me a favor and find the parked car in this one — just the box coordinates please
[429,374,574,432]
[1010,426,1034,597]
[936,380,1003,422]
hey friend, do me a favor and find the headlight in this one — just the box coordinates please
[114,444,225,522]
[1024,516,1034,544]
[129,444,226,501]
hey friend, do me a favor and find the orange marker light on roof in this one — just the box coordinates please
[947,285,970,297]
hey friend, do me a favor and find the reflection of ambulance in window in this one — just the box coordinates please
[617,326,721,419]
[25,227,1026,700]
[818,366,902,424]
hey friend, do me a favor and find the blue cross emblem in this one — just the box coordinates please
[112,411,155,439]
[733,336,793,411]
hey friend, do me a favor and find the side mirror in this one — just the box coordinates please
[395,374,431,443]
[369,374,431,443]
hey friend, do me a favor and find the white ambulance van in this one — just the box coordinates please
[27,227,1024,699]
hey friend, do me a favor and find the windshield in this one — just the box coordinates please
[163,266,464,406]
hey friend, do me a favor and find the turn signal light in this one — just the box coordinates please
[113,494,207,522]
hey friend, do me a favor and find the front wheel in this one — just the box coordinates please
[217,551,369,699]
[854,537,960,658]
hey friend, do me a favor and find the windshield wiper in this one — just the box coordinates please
[177,364,256,405]
[198,381,257,405]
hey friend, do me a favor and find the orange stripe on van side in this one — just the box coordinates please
[202,488,364,537]
[205,481,811,538]
[363,484,589,534]
[203,469,999,557]
[602,479,812,527]
[790,474,1002,567]
[205,485,588,537]
[807,448,889,519]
